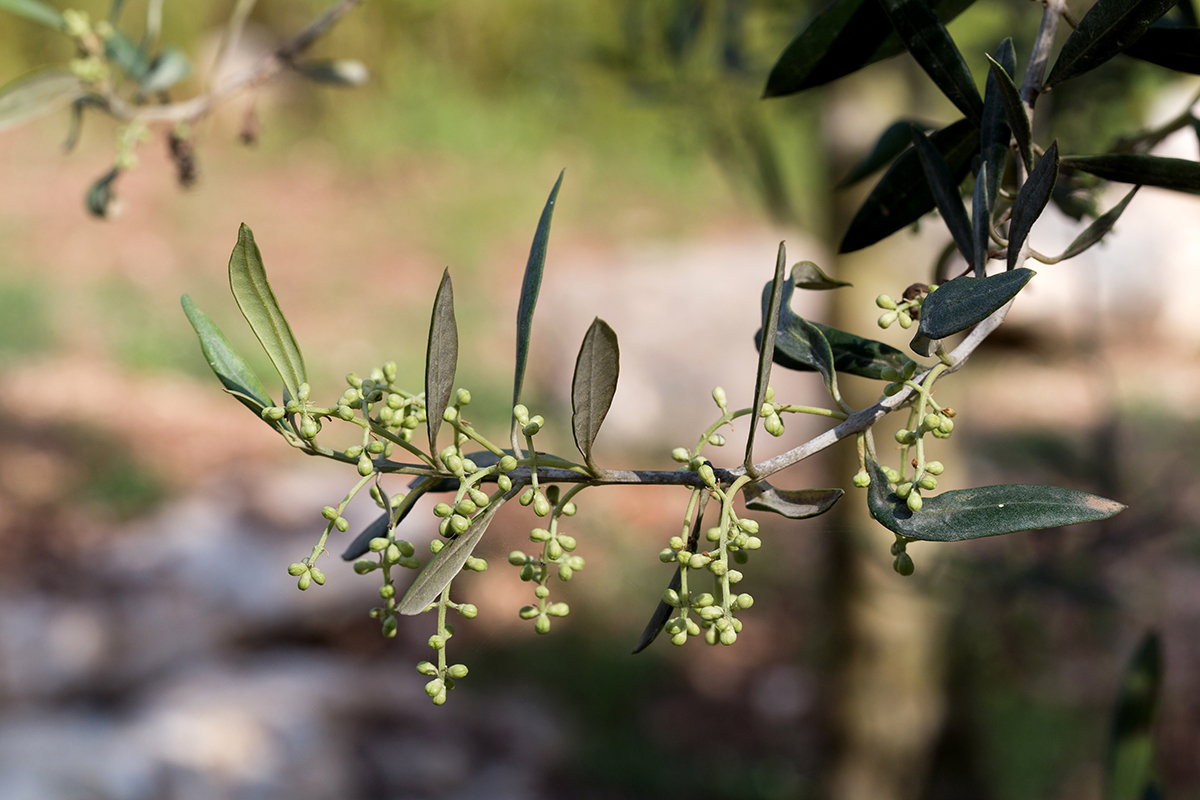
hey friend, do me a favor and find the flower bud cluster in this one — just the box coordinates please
[508,484,584,635]
[758,385,786,438]
[876,284,937,330]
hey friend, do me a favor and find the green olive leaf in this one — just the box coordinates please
[398,490,514,615]
[971,162,991,277]
[912,268,1034,355]
[0,69,87,133]
[228,223,308,401]
[841,118,979,254]
[911,127,975,266]
[1045,0,1179,88]
[1062,154,1200,194]
[877,0,983,124]
[760,274,836,395]
[763,0,977,97]
[980,40,1015,206]
[743,481,843,519]
[837,119,932,188]
[865,458,1125,541]
[984,52,1033,172]
[791,260,852,290]
[1056,186,1140,261]
[1007,141,1059,271]
[513,171,563,444]
[571,317,620,471]
[85,167,121,218]
[1124,26,1200,73]
[0,0,65,29]
[632,489,709,654]
[181,293,284,431]
[747,243,788,471]
[1107,632,1163,800]
[104,29,151,81]
[425,269,458,459]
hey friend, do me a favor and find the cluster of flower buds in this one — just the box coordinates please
[876,284,937,330]
[758,385,786,437]
[508,484,584,634]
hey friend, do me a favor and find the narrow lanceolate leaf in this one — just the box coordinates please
[1055,186,1140,261]
[86,168,120,218]
[425,269,458,458]
[1008,141,1060,271]
[181,293,277,421]
[228,223,307,401]
[972,164,991,277]
[912,268,1034,355]
[747,244,788,471]
[1107,632,1163,800]
[0,0,64,29]
[792,260,852,290]
[571,317,619,469]
[105,30,151,81]
[633,489,709,654]
[865,458,1125,541]
[0,69,86,133]
[841,118,980,253]
[1045,0,1180,88]
[838,120,931,188]
[763,0,978,97]
[912,127,975,265]
[985,54,1032,172]
[758,322,917,381]
[1125,26,1200,73]
[292,59,370,86]
[513,171,564,411]
[1063,154,1200,194]
[398,492,513,615]
[763,276,836,393]
[981,39,1015,210]
[138,47,191,96]
[878,0,983,124]
[743,481,843,519]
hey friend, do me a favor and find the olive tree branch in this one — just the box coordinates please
[99,0,364,125]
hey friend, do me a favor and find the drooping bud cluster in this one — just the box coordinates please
[508,481,585,635]
[876,283,937,330]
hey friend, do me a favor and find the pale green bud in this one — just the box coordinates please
[686,618,701,636]
[917,475,937,491]
[705,527,722,543]
[464,557,487,572]
[906,492,923,512]
[671,447,691,463]
[896,482,912,499]
[455,499,477,516]
[287,562,308,576]
[699,605,723,621]
[522,418,543,436]
[546,540,563,560]
[558,535,577,551]
[690,592,713,608]
[519,606,539,620]
[558,564,574,581]
[428,634,445,650]
[443,407,458,423]
[497,475,513,492]
[367,440,385,455]
[417,661,438,676]
[668,536,685,550]
[354,560,378,574]
[357,456,373,476]
[547,603,569,617]
[447,663,469,679]
[533,496,551,517]
[450,515,470,534]
[876,294,897,310]
[534,585,549,599]
[425,679,444,697]
[310,567,326,585]
[719,629,737,646]
[443,454,463,474]
[381,616,398,638]
[498,455,518,473]
[744,536,762,550]
[659,548,676,563]
[297,573,311,591]
[926,461,944,475]
[853,470,871,488]
[897,311,913,329]
[735,593,754,610]
[468,489,490,507]
[893,552,915,576]
[698,464,716,486]
[508,551,527,566]
[530,527,551,542]
[368,537,389,552]
[938,418,955,434]
[688,553,711,570]
[737,518,759,534]
[399,556,421,569]
[512,404,530,425]
[457,604,478,619]
[430,539,445,554]
[566,556,584,570]
[880,367,902,382]
[878,311,898,328]
[712,386,727,409]
[708,560,728,576]
[385,543,401,564]
[895,429,916,445]
[455,389,471,406]
[302,418,321,440]
[922,414,941,432]
[335,517,349,532]
[764,414,785,437]
[379,584,395,598]
[534,616,551,635]
[519,488,536,506]
[671,632,688,646]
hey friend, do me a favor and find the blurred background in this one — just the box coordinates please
[1,1,1199,798]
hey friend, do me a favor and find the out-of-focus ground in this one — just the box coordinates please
[3,1,1200,799]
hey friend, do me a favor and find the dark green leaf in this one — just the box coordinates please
[85,168,120,218]
[571,317,620,470]
[878,0,983,124]
[398,493,512,615]
[292,59,370,86]
[139,47,190,96]
[0,0,64,29]
[747,244,788,470]
[513,171,563,411]
[865,458,1125,541]
[181,293,280,426]
[980,39,1015,211]
[105,30,151,81]
[425,269,458,459]
[841,118,979,253]
[228,223,308,401]
[1045,0,1179,87]
[792,260,852,290]
[1007,141,1059,270]
[837,119,931,188]
[632,567,681,654]
[633,489,709,654]
[1107,632,1163,800]
[1057,186,1140,261]
[762,276,836,394]
[763,0,977,97]
[1124,26,1200,73]
[0,69,86,132]
[912,127,975,264]
[1063,154,1200,194]
[985,53,1032,172]
[341,477,440,560]
[743,481,843,519]
[971,163,991,277]
[912,268,1034,355]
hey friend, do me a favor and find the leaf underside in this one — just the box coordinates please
[1062,154,1200,194]
[911,127,975,264]
[513,171,564,410]
[747,244,789,469]
[1058,186,1140,261]
[865,459,1125,541]
[180,293,279,425]
[743,481,844,519]
[228,223,307,401]
[426,269,459,458]
[0,69,86,132]
[571,317,620,466]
